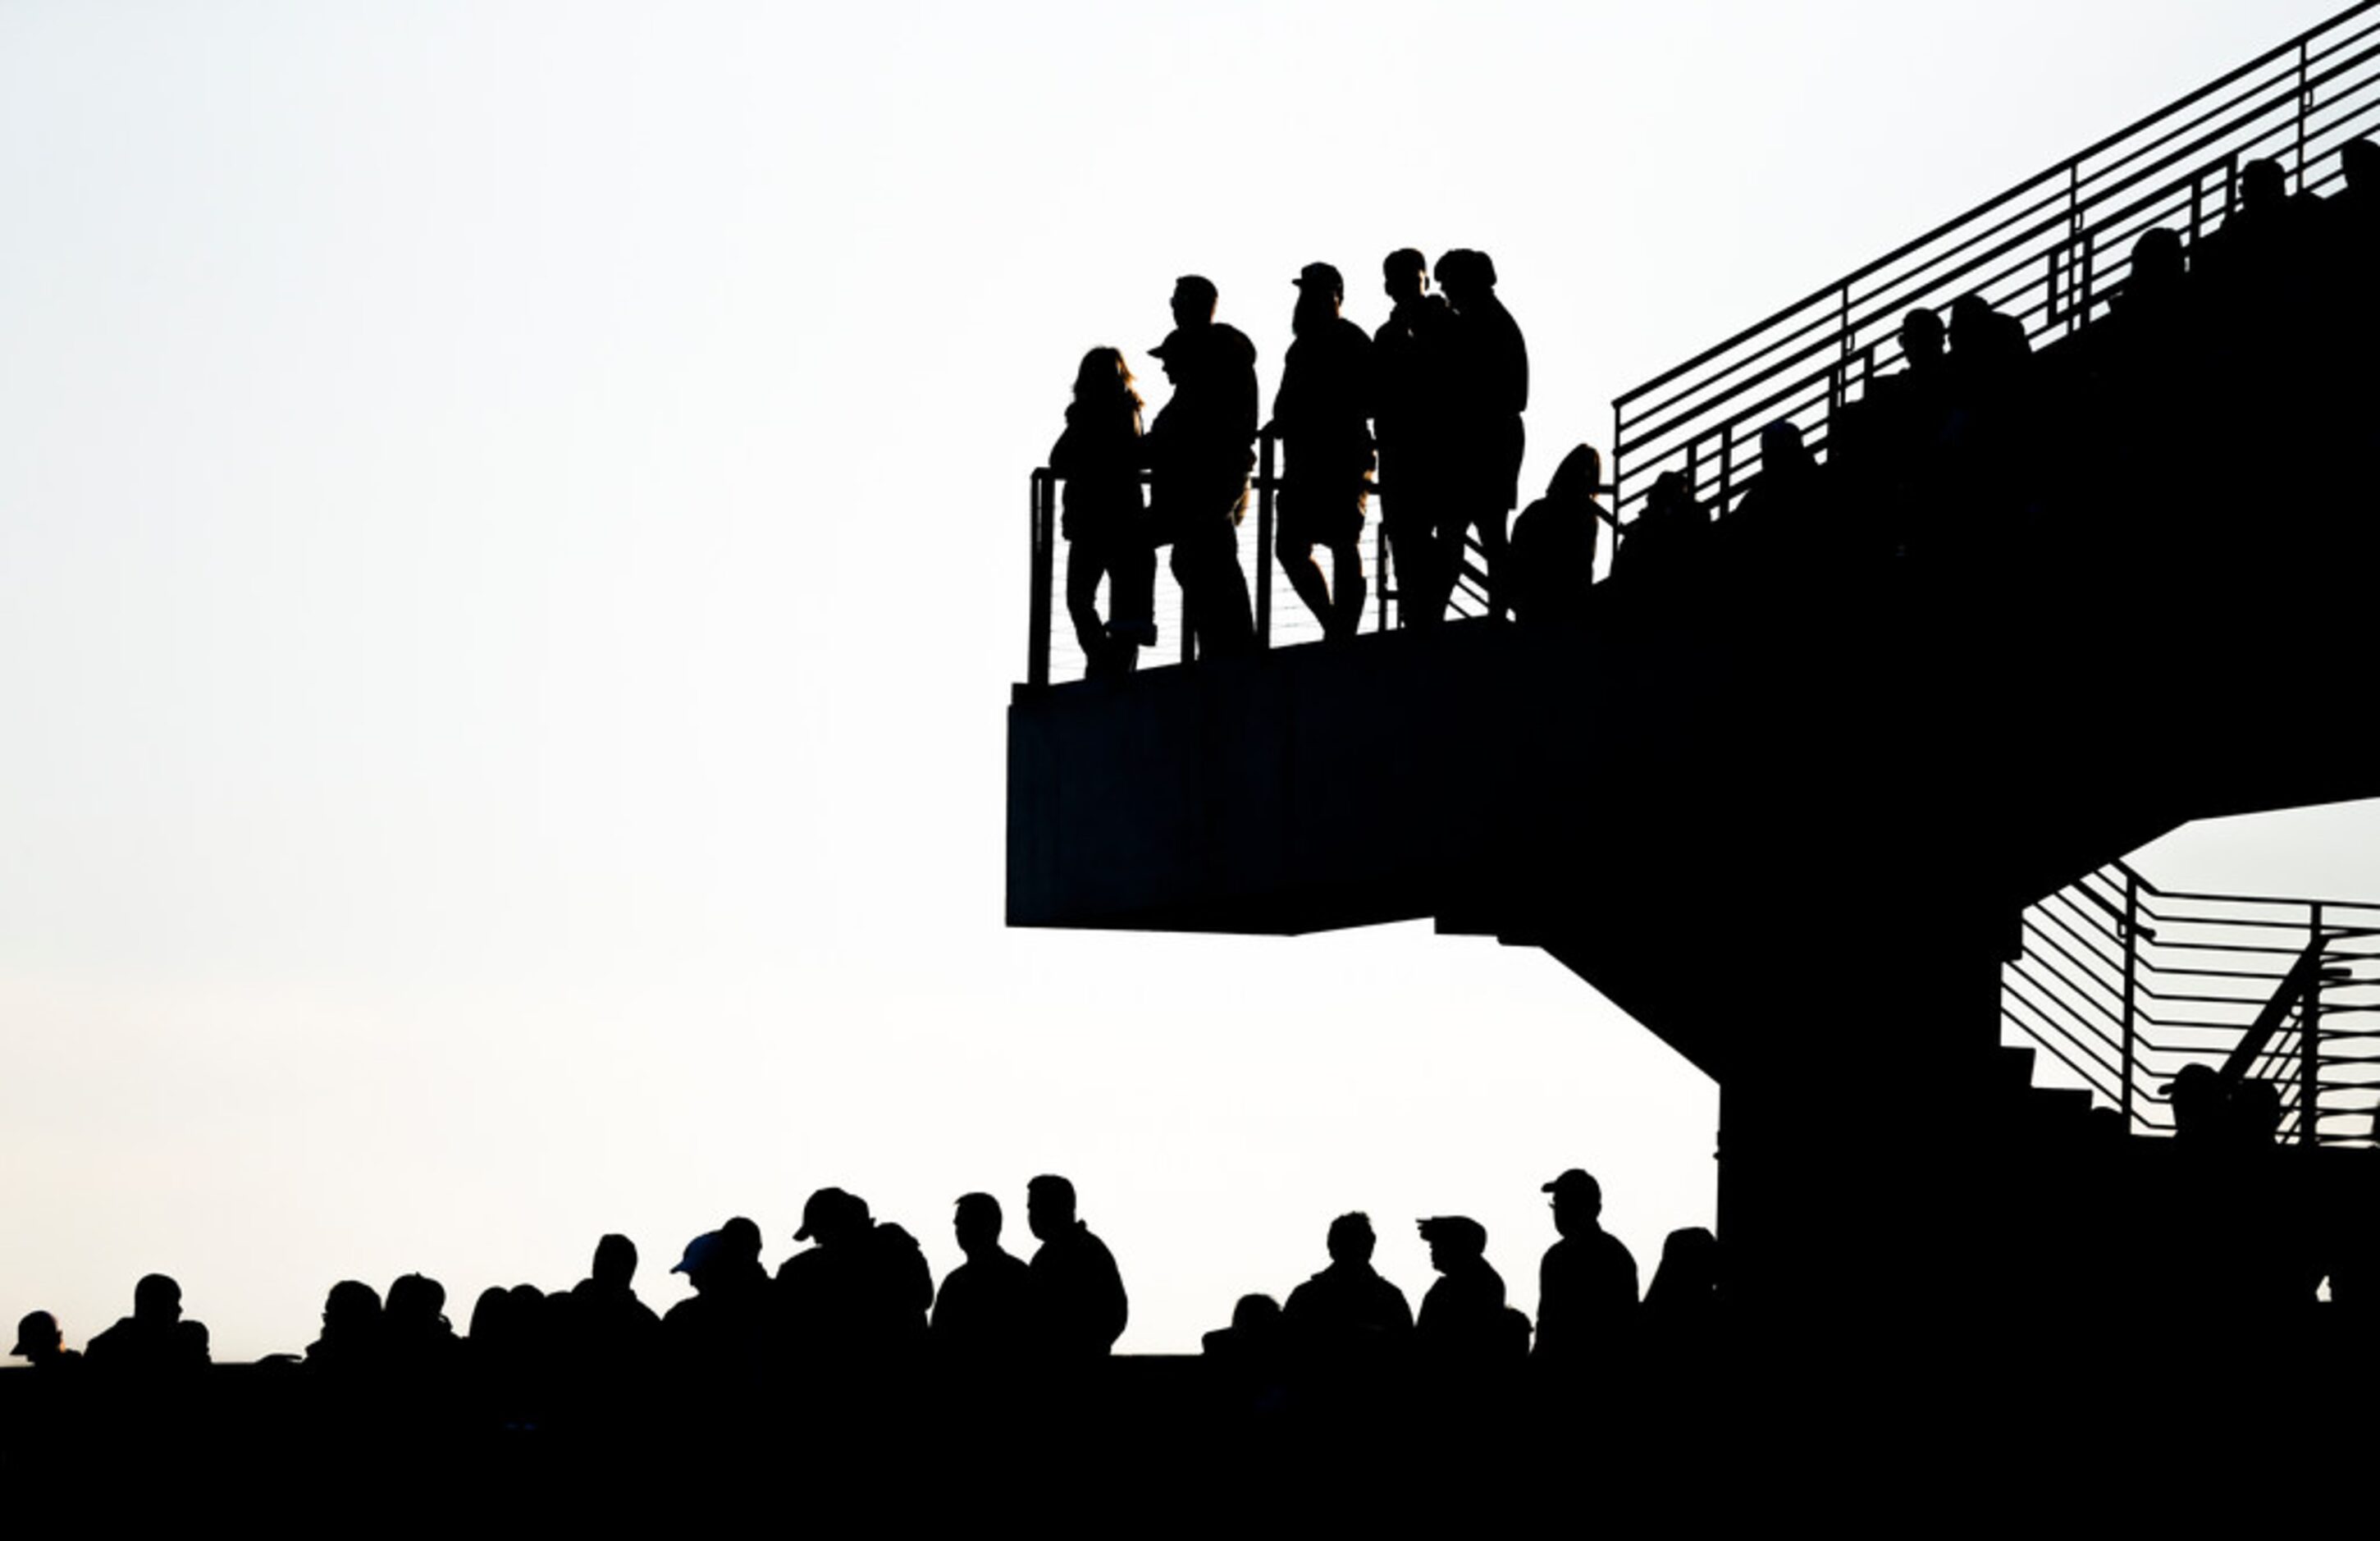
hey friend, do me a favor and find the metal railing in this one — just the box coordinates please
[1610,0,2380,533]
[1025,430,1499,688]
[2000,862,2380,1145]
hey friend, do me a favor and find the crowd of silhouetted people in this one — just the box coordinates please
[1047,140,2380,674]
[6,1166,1737,1452]
[1053,249,1541,675]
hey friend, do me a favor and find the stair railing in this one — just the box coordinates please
[1610,0,2380,542]
[2001,862,2380,1145]
[1025,428,1619,685]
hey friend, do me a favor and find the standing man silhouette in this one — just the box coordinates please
[1373,249,1455,626]
[1533,1168,1638,1376]
[1025,1173,1128,1361]
[1268,261,1374,639]
[1436,249,1528,620]
[1147,276,1259,659]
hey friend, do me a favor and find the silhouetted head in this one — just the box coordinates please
[1757,420,1809,474]
[13,1311,61,1362]
[795,1187,869,1246]
[1026,1174,1079,1241]
[1649,1227,1721,1304]
[953,1192,1003,1257]
[1437,249,1496,301]
[386,1273,445,1326]
[1383,248,1428,304]
[2130,227,2185,290]
[719,1215,763,1265]
[2166,1062,2222,1135]
[1543,1168,1604,1238]
[1547,444,1602,505]
[1149,328,1193,386]
[322,1279,382,1336]
[469,1286,510,1340]
[2345,137,2379,193]
[1648,469,1695,519]
[1898,307,1945,365]
[671,1231,725,1292]
[2240,158,2286,213]
[1326,1212,1376,1265]
[1417,1215,1487,1272]
[1231,1294,1281,1334]
[1071,345,1141,415]
[592,1233,637,1289]
[1948,292,2001,352]
[133,1274,182,1325]
[1172,275,1218,330]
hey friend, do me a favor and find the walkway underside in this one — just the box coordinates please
[1011,492,2378,1081]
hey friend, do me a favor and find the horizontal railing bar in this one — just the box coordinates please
[1614,0,2380,407]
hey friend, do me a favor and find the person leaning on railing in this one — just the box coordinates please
[1048,346,1156,679]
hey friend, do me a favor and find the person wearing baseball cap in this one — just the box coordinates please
[1145,277,1259,659]
[1269,260,1375,641]
[1535,1168,1638,1378]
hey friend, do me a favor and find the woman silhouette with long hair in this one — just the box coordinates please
[1048,346,1154,677]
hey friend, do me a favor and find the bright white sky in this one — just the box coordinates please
[1,1,2368,1360]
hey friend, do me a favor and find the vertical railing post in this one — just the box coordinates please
[2304,902,2325,1148]
[2295,39,2311,190]
[1255,431,1276,650]
[1374,514,1390,631]
[1028,469,1054,688]
[2120,869,2141,1131]
[1717,423,1734,520]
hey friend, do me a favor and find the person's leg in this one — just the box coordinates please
[1065,537,1110,673]
[1277,492,1335,633]
[1325,534,1368,640]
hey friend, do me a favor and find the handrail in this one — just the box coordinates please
[1618,2,2380,406]
[2003,862,2380,1149]
[1025,428,1623,685]
[1609,0,2380,529]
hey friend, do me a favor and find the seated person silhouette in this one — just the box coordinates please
[85,1273,210,1374]
[1507,445,1605,625]
[12,1310,81,1371]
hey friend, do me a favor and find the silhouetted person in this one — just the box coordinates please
[1201,1293,1289,1420]
[662,1228,776,1412]
[932,1191,1032,1367]
[1534,1168,1638,1374]
[1435,249,1528,619]
[1373,249,1456,626]
[568,1233,661,1352]
[85,1273,209,1374]
[306,1278,387,1380]
[2200,158,2315,313]
[777,1186,934,1370]
[1025,1174,1127,1361]
[1283,1211,1414,1365]
[1858,308,1953,523]
[1148,276,1259,659]
[2325,137,2380,256]
[1946,291,2031,413]
[12,1310,80,1371]
[1414,1215,1524,1369]
[1618,469,1711,589]
[1269,261,1374,639]
[2168,1062,2225,1142]
[1726,419,1825,573]
[1050,346,1155,678]
[1506,445,1603,625]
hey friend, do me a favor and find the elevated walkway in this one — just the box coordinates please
[1007,2,2380,1316]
